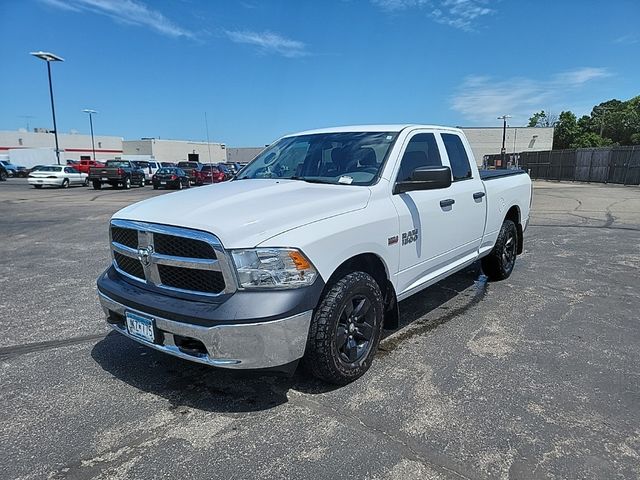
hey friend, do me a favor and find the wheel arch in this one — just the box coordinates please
[323,252,399,330]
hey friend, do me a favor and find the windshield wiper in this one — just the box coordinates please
[289,176,335,184]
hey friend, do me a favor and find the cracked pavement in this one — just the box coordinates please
[1,179,639,479]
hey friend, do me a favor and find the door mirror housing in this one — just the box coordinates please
[394,166,452,194]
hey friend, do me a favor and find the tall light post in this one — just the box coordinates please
[497,114,512,167]
[82,109,98,163]
[30,51,64,164]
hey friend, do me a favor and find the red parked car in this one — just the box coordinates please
[75,159,106,174]
[195,165,228,185]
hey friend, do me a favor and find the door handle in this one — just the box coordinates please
[440,199,455,208]
[473,191,485,199]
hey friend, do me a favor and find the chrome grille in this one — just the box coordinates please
[109,220,236,296]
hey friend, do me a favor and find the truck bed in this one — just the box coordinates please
[479,169,527,180]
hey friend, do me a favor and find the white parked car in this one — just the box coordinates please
[27,165,88,189]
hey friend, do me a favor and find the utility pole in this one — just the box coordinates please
[497,115,511,168]
[82,109,98,162]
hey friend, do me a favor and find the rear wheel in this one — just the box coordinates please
[305,271,384,385]
[139,177,145,187]
[481,219,518,281]
[153,184,158,190]
[92,181,102,190]
[124,177,131,189]
[178,181,183,190]
[61,179,69,189]
[0,171,7,181]
[84,178,89,187]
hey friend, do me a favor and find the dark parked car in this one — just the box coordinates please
[0,163,7,181]
[176,161,202,184]
[16,166,29,178]
[152,167,190,190]
[160,162,176,167]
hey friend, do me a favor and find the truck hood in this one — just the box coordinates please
[113,179,371,248]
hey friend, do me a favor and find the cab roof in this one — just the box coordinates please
[285,124,463,137]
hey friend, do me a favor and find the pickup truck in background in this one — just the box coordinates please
[133,160,160,184]
[177,161,202,185]
[97,125,532,384]
[88,160,146,190]
[76,159,106,174]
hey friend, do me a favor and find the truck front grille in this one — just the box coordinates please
[114,251,145,279]
[157,265,226,294]
[109,220,234,297]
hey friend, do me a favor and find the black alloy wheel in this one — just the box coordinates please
[335,295,376,364]
[481,219,518,281]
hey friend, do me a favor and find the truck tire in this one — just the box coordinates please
[305,271,384,385]
[481,219,518,281]
[92,181,102,190]
[124,177,131,189]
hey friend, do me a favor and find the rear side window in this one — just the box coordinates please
[442,133,472,180]
[396,133,442,182]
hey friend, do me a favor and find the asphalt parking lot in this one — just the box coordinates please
[1,178,639,479]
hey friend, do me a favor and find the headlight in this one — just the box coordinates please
[231,248,317,289]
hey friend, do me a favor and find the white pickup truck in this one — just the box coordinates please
[97,125,532,384]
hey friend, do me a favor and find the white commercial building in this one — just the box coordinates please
[122,139,227,164]
[461,127,554,165]
[0,129,123,162]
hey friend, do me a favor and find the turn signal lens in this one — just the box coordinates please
[288,250,311,270]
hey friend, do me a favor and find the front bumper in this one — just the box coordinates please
[99,291,313,369]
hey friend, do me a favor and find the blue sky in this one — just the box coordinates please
[1,0,638,146]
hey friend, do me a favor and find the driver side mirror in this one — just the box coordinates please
[393,166,452,194]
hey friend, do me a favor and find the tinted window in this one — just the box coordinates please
[396,133,442,182]
[442,133,472,180]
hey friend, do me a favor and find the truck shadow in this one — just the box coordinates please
[91,263,486,413]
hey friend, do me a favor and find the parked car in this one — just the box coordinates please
[66,160,79,167]
[224,162,243,175]
[75,159,106,174]
[16,166,29,178]
[0,163,7,181]
[152,167,190,190]
[88,160,146,189]
[195,164,227,185]
[133,161,160,184]
[28,165,88,188]
[0,160,20,177]
[160,162,176,168]
[176,161,202,185]
[96,124,532,384]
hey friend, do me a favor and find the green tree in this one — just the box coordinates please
[528,110,556,127]
[553,111,580,149]
[570,132,613,148]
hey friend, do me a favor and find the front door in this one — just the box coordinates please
[390,131,483,298]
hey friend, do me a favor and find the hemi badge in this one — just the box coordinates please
[388,236,399,246]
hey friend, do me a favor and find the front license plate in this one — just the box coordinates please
[101,177,108,181]
[125,312,155,343]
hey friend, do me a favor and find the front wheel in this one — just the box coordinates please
[481,219,518,281]
[305,271,384,385]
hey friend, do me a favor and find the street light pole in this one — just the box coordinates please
[82,109,98,163]
[497,114,512,167]
[30,51,64,165]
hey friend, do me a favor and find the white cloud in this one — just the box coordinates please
[371,0,494,30]
[39,0,194,38]
[225,30,307,58]
[613,34,638,45]
[451,68,613,124]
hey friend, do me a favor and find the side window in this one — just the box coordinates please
[442,133,472,180]
[64,167,72,173]
[396,133,442,182]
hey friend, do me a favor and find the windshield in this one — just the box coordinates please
[236,131,397,185]
[106,161,130,167]
[157,168,175,174]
